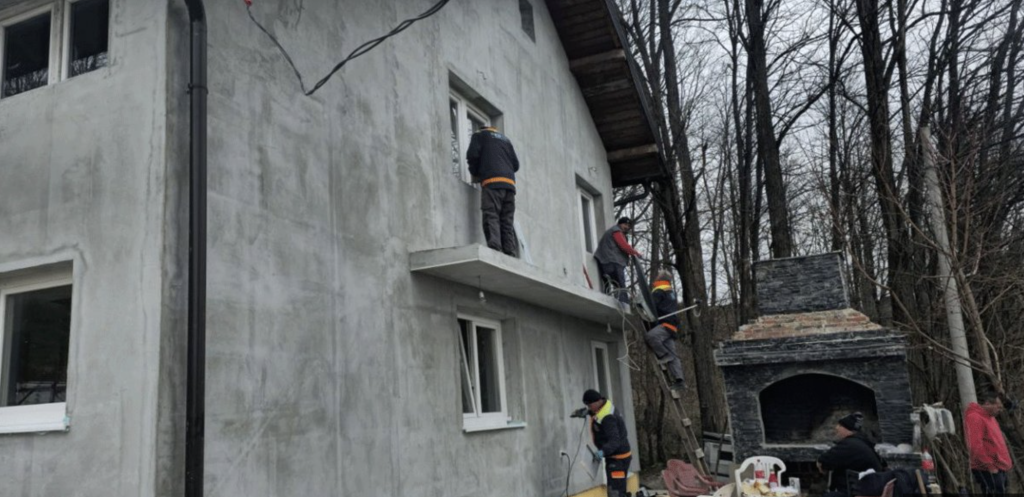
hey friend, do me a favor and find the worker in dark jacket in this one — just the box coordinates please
[583,389,632,497]
[644,271,685,390]
[593,217,643,303]
[467,126,520,257]
[818,412,885,496]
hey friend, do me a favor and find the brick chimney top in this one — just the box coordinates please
[755,252,850,315]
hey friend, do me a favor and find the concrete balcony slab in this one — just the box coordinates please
[410,244,626,324]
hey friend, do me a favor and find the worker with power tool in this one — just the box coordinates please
[644,271,686,391]
[467,125,520,257]
[582,389,633,497]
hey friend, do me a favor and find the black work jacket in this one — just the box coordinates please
[818,433,885,490]
[652,284,681,331]
[467,128,519,191]
[591,402,631,458]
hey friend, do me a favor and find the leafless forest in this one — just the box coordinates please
[611,0,1024,489]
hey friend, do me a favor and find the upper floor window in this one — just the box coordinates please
[449,90,491,185]
[0,0,109,100]
[579,188,598,253]
[0,262,74,434]
[518,0,535,42]
[66,0,109,77]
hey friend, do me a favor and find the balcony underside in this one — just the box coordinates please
[410,245,625,324]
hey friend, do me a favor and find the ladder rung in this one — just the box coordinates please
[681,417,691,426]
[693,448,705,458]
[671,390,681,400]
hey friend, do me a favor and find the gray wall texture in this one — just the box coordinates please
[0,1,638,496]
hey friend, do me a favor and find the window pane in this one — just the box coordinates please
[2,13,51,98]
[69,0,109,77]
[476,326,501,413]
[581,195,594,252]
[450,99,461,177]
[4,285,72,406]
[467,114,485,139]
[519,0,535,41]
[458,319,474,414]
[595,347,609,396]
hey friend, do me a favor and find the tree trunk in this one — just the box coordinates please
[744,0,794,258]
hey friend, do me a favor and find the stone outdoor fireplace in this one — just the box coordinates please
[715,253,914,463]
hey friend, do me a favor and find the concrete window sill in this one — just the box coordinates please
[0,402,69,435]
[462,419,527,433]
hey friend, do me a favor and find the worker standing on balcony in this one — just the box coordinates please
[467,125,520,257]
[583,389,632,497]
[594,217,643,303]
[645,271,686,391]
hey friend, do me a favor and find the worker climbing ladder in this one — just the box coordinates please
[624,256,711,477]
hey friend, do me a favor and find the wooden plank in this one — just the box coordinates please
[580,79,633,98]
[607,144,659,163]
[569,49,625,72]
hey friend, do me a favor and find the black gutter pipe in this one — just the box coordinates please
[182,1,207,496]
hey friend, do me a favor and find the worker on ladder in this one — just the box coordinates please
[582,389,633,497]
[645,271,686,391]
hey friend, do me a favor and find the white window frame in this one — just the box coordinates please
[61,0,107,81]
[449,90,492,185]
[0,4,57,99]
[579,187,598,255]
[0,0,109,100]
[0,270,73,434]
[457,314,510,432]
[591,341,613,400]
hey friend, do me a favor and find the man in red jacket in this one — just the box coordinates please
[965,389,1013,496]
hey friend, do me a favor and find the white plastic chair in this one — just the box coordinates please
[734,456,787,497]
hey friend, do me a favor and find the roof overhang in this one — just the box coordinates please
[410,245,626,324]
[546,0,666,187]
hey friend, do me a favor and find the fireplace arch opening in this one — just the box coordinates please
[759,374,879,444]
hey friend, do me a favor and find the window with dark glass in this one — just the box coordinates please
[519,0,535,41]
[2,13,51,98]
[68,0,110,77]
[1,284,72,407]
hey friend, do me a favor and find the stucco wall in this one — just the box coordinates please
[192,1,634,495]
[0,0,171,495]
[0,1,638,495]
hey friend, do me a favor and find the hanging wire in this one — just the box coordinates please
[244,0,451,96]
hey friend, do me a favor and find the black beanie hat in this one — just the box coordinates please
[618,217,633,226]
[838,412,863,432]
[582,389,604,404]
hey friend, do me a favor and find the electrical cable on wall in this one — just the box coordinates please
[243,0,451,96]
[563,418,589,497]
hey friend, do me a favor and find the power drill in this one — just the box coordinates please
[570,407,589,418]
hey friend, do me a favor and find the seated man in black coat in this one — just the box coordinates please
[818,412,885,497]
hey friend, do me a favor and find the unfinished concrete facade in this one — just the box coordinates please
[0,0,663,495]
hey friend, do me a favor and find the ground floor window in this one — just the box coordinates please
[0,263,73,434]
[457,315,509,431]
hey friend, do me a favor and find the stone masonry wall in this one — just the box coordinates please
[755,253,850,315]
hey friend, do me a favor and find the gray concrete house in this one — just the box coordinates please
[0,0,664,495]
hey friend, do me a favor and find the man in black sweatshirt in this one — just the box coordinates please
[818,412,885,496]
[467,126,520,256]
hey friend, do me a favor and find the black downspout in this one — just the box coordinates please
[183,1,207,496]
